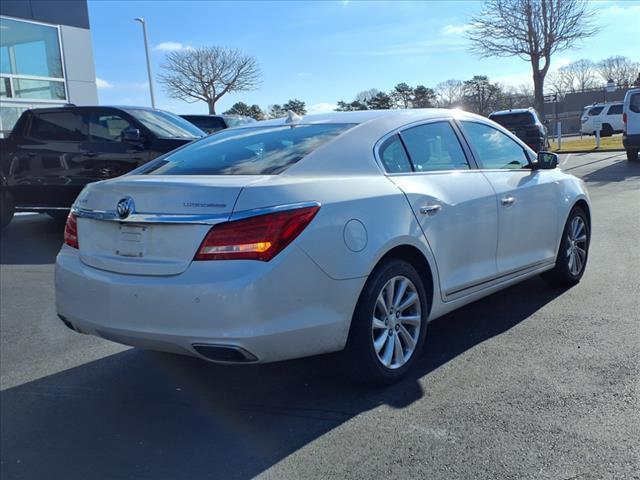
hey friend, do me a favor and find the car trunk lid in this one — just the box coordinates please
[75,175,267,275]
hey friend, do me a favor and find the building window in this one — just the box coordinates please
[0,16,66,101]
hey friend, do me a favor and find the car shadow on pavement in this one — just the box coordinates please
[0,214,64,265]
[0,277,566,480]
[568,156,640,186]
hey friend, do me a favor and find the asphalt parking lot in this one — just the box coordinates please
[1,151,638,480]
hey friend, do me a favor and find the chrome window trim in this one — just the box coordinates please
[373,116,477,175]
[72,201,321,225]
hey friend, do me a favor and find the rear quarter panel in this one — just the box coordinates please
[232,175,440,287]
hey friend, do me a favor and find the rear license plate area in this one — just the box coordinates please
[116,225,148,257]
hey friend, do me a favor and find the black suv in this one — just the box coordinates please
[180,114,255,134]
[0,106,204,229]
[488,108,548,152]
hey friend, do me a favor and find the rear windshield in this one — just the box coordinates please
[489,112,535,127]
[141,124,353,175]
[125,108,205,139]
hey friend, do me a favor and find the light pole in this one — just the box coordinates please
[134,17,156,108]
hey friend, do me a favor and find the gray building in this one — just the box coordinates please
[0,0,98,136]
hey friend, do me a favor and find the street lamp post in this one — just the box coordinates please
[134,17,156,108]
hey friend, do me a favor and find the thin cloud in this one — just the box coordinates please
[440,24,473,36]
[153,41,193,52]
[96,77,114,89]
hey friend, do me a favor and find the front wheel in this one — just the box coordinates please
[343,258,429,385]
[627,149,639,162]
[542,206,590,287]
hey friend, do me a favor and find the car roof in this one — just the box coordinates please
[233,108,472,131]
[25,105,169,114]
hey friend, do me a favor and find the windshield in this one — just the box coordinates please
[489,112,535,127]
[141,124,353,175]
[125,109,205,139]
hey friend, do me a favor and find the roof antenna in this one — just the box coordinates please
[285,110,302,124]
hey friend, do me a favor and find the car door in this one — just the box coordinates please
[84,108,149,181]
[382,120,499,299]
[458,120,559,275]
[11,109,90,208]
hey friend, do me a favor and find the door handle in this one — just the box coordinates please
[27,152,37,157]
[86,152,98,157]
[501,196,516,207]
[419,204,442,216]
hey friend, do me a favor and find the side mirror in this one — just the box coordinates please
[534,151,558,170]
[122,127,142,143]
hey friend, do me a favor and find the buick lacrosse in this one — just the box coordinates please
[55,109,591,383]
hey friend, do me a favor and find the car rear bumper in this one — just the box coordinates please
[623,134,640,149]
[55,244,365,363]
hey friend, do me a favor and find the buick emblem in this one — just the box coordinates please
[116,197,135,219]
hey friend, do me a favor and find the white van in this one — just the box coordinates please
[623,89,640,162]
[580,102,624,137]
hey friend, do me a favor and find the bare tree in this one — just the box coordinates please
[158,47,261,114]
[597,56,640,86]
[557,59,600,92]
[467,0,598,114]
[435,79,465,108]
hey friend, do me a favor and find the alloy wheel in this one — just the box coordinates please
[566,216,587,276]
[371,275,422,369]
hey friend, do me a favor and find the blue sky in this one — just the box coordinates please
[89,0,640,115]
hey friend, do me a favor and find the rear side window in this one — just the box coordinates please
[29,111,87,141]
[607,105,623,115]
[588,107,604,116]
[143,124,353,175]
[401,122,470,172]
[379,135,412,173]
[629,93,640,114]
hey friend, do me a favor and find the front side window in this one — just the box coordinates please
[142,124,353,175]
[461,121,529,170]
[379,135,412,173]
[607,105,623,115]
[588,107,604,116]
[125,109,205,139]
[401,122,470,172]
[89,112,135,142]
[29,111,87,142]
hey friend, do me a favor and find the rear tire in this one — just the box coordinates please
[1,190,15,231]
[627,149,639,162]
[542,206,590,287]
[601,124,613,137]
[343,258,429,385]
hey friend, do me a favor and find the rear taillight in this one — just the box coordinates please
[63,212,79,249]
[623,113,627,134]
[195,205,320,261]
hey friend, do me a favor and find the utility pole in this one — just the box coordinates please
[134,17,156,108]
